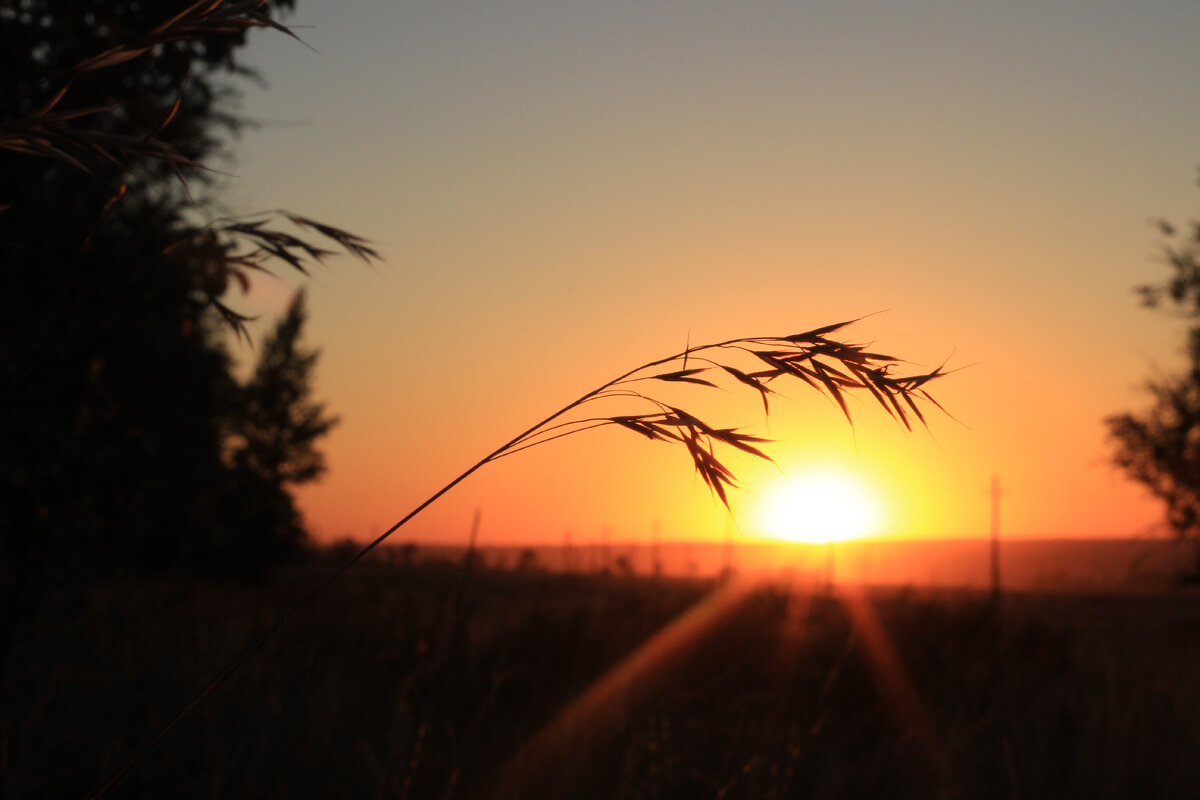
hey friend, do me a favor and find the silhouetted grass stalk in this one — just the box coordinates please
[0,0,300,181]
[2,1,384,334]
[90,317,946,798]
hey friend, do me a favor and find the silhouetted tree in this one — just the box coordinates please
[0,7,366,795]
[228,289,338,488]
[216,290,338,575]
[0,1,370,604]
[1108,194,1200,579]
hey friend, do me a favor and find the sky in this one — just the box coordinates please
[219,0,1200,547]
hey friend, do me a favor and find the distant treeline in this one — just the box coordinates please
[343,537,1192,591]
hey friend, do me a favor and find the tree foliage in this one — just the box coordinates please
[1108,331,1200,535]
[229,289,338,488]
[216,291,339,574]
[0,1,369,589]
[1108,191,1200,575]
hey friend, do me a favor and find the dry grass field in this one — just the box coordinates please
[4,557,1200,799]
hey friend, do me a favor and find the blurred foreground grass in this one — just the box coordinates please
[5,559,1200,799]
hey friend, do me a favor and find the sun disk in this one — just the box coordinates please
[757,468,883,544]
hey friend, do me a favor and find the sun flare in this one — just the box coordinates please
[756,468,884,544]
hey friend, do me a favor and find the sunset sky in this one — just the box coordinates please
[220,0,1200,547]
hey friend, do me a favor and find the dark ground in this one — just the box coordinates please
[4,559,1200,799]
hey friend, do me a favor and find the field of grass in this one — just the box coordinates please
[4,558,1200,799]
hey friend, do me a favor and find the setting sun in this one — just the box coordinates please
[756,468,884,544]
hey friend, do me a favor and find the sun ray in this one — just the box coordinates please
[492,581,756,798]
[835,585,951,784]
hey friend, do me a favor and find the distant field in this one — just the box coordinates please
[407,536,1192,591]
[5,559,1200,798]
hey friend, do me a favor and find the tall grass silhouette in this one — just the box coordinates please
[0,0,301,181]
[92,318,947,796]
[12,3,950,794]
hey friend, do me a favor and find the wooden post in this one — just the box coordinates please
[990,475,1002,602]
[651,519,662,580]
[721,516,735,581]
[600,526,611,574]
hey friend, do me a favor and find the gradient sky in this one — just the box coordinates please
[219,0,1200,547]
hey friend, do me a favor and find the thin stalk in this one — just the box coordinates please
[89,340,700,798]
[89,322,947,798]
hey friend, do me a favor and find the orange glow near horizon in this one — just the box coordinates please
[233,1,1199,548]
[754,467,885,544]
